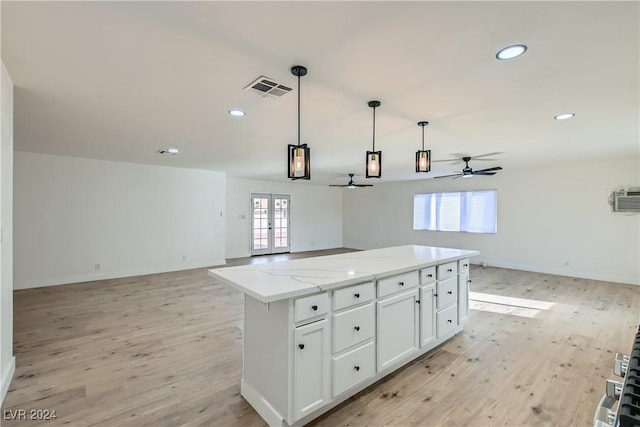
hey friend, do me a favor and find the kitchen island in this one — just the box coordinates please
[209,245,479,427]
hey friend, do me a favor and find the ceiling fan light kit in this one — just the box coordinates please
[366,100,382,178]
[287,65,311,180]
[415,121,431,173]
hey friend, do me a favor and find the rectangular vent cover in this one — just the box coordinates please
[244,76,293,98]
[613,188,640,212]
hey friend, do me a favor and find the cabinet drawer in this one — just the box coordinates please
[436,277,457,310]
[458,258,470,273]
[333,303,374,353]
[333,281,375,311]
[377,271,419,299]
[437,261,458,280]
[294,292,329,324]
[420,266,436,285]
[332,341,375,397]
[436,304,458,338]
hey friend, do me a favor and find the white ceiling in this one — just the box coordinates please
[2,1,639,184]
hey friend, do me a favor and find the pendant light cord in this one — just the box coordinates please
[422,125,425,151]
[297,73,301,148]
[372,105,376,151]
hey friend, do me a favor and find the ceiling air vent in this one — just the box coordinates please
[244,76,293,98]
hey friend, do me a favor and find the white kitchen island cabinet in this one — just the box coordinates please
[209,245,478,427]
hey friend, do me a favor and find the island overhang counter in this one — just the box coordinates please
[208,245,479,427]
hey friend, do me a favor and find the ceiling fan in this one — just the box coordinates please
[329,173,373,189]
[434,156,503,179]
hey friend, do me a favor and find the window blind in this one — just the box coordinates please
[413,190,497,233]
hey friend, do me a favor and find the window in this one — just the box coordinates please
[413,190,497,233]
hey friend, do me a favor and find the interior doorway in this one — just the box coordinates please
[250,193,291,255]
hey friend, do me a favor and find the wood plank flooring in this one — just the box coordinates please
[2,249,638,426]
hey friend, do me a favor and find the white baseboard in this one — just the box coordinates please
[14,259,227,290]
[1,356,16,405]
[471,260,639,286]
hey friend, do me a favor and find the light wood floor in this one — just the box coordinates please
[2,249,639,426]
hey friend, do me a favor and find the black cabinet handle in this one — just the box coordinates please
[447,319,452,323]
[468,279,472,283]
[434,293,438,297]
[354,326,360,331]
[447,291,452,295]
[299,344,305,350]
[312,305,318,311]
[447,268,453,272]
[427,273,433,278]
[416,300,421,304]
[463,263,468,267]
[354,293,360,298]
[399,281,404,286]
[354,366,360,371]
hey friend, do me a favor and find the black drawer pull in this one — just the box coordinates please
[468,279,472,283]
[447,319,452,323]
[434,293,438,297]
[447,291,452,295]
[416,300,421,304]
[298,344,304,350]
[354,366,360,371]
[399,281,404,286]
[354,293,360,298]
[427,273,433,278]
[447,268,453,272]
[463,263,468,267]
[354,326,360,331]
[312,305,318,311]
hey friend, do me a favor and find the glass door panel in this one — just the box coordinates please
[250,193,290,255]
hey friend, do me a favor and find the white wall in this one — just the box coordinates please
[343,157,640,285]
[1,62,16,404]
[14,152,226,289]
[226,177,343,258]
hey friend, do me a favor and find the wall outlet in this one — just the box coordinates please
[94,263,101,271]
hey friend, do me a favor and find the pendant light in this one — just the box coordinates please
[288,65,310,180]
[415,121,431,173]
[366,100,382,178]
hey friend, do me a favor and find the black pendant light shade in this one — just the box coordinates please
[288,65,310,180]
[366,100,382,178]
[416,121,431,173]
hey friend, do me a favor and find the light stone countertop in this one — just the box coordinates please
[208,245,479,303]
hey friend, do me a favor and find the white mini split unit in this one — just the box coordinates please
[611,188,640,212]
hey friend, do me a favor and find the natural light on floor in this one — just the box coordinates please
[469,292,555,318]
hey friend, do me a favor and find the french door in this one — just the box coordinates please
[250,193,291,255]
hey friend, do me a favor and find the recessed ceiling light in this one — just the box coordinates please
[554,113,575,120]
[496,44,527,60]
[157,148,180,155]
[228,109,246,117]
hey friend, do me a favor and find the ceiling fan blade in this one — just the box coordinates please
[472,171,497,176]
[474,166,503,173]
[354,184,374,187]
[432,158,462,163]
[434,173,462,179]
[471,152,503,159]
[329,184,348,187]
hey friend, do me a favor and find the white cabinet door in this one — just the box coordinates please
[458,271,470,324]
[376,289,419,372]
[420,286,436,348]
[294,319,330,421]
